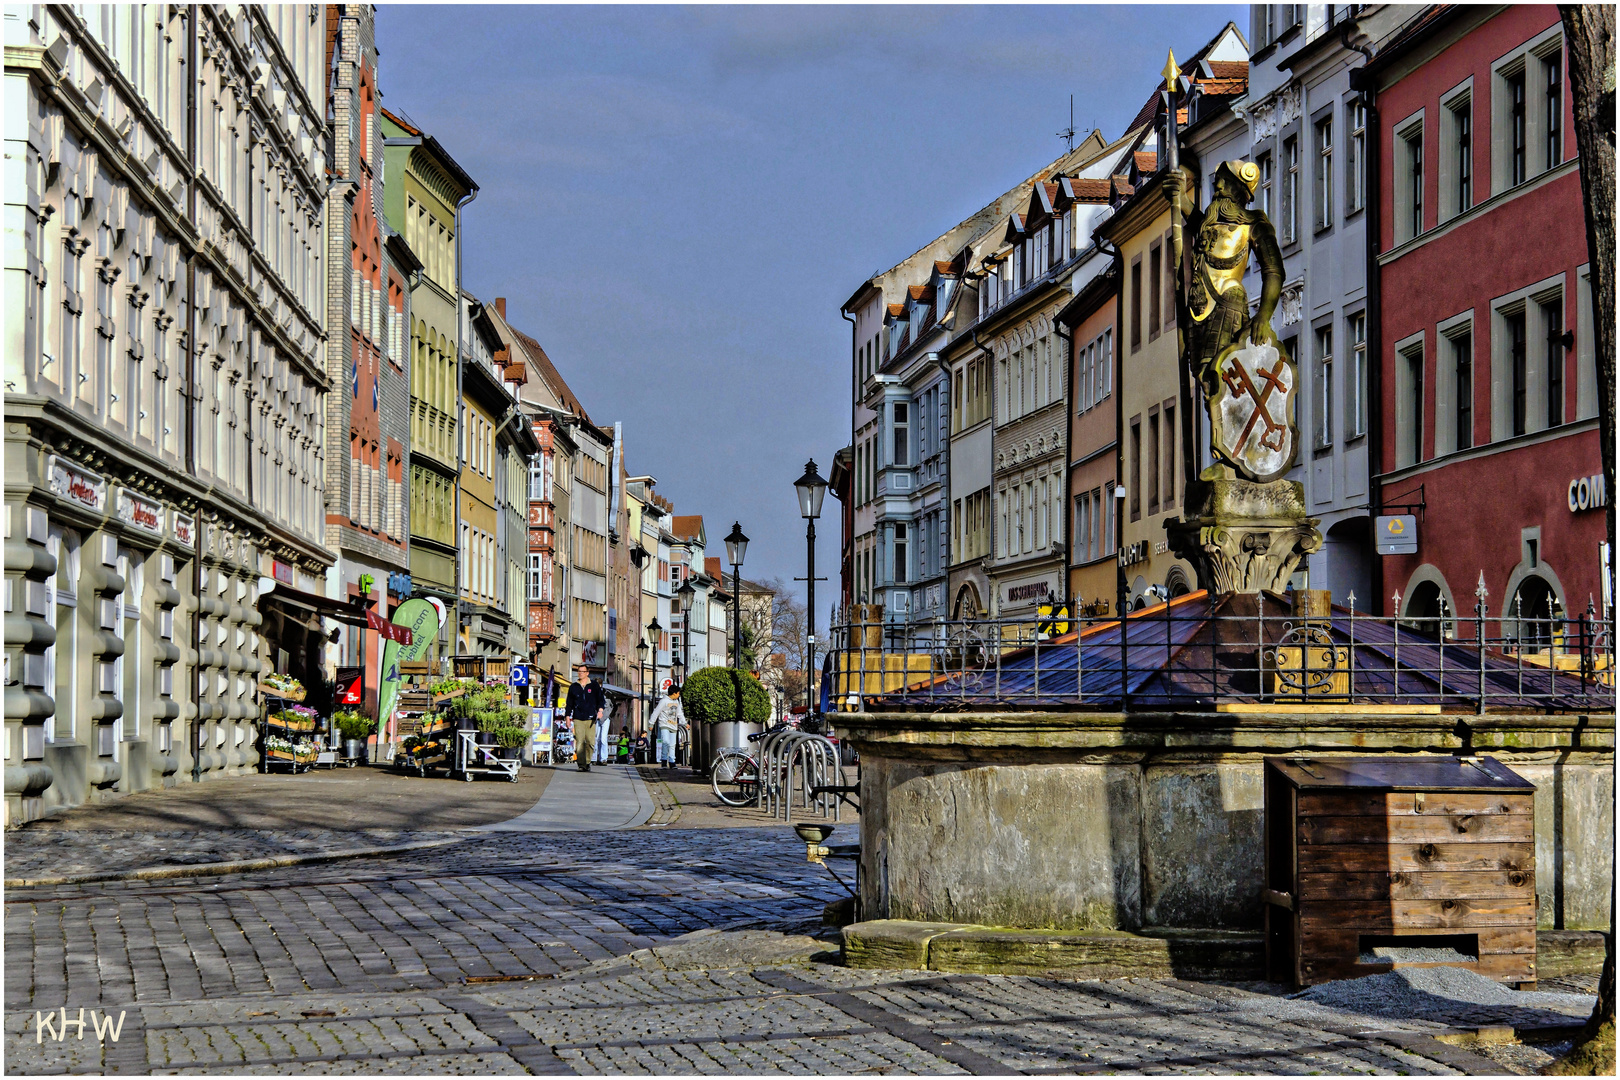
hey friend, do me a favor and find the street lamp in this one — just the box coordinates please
[676,577,697,679]
[635,636,650,735]
[724,522,748,670]
[647,616,662,713]
[794,460,828,716]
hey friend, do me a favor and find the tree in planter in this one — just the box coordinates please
[332,710,372,744]
[682,665,772,726]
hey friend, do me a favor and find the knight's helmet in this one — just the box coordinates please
[1217,160,1262,204]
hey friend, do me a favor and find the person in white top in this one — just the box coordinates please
[648,685,687,769]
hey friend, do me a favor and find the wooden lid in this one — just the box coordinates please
[1265,755,1534,793]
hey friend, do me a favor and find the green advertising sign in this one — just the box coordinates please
[376,598,441,735]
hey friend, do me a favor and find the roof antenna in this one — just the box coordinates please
[1058,94,1077,153]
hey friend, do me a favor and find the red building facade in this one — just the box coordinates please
[1371,5,1604,634]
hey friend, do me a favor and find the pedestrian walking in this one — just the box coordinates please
[594,695,615,764]
[648,684,687,768]
[563,664,604,772]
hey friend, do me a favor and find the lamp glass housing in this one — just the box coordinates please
[794,459,828,520]
[676,578,696,614]
[724,522,749,567]
[635,638,649,663]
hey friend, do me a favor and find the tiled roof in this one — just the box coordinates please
[1134,151,1158,174]
[509,325,591,424]
[934,260,958,275]
[886,303,906,319]
[671,515,703,541]
[705,557,723,580]
[1206,60,1247,79]
[1065,177,1112,203]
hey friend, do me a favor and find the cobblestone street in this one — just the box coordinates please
[5,811,1596,1076]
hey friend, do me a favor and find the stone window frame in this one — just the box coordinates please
[1393,328,1426,469]
[1438,76,1475,224]
[1311,100,1335,236]
[1491,23,1566,197]
[1433,308,1476,458]
[1488,270,1565,444]
[1392,108,1426,247]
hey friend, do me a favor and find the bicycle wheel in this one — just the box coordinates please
[710,750,759,807]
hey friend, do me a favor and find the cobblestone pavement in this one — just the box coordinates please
[5,827,1593,1074]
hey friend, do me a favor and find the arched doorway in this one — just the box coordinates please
[1403,580,1447,640]
[1511,575,1562,649]
[1164,566,1192,598]
[952,583,983,620]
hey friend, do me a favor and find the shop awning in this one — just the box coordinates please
[601,683,639,699]
[258,581,369,627]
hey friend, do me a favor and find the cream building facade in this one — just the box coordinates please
[4,5,330,823]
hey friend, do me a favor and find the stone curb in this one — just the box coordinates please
[4,836,465,888]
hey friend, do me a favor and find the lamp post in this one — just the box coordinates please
[676,577,696,679]
[724,522,749,671]
[646,617,662,717]
[635,636,650,736]
[794,460,828,716]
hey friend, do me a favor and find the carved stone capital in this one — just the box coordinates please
[1165,478,1322,594]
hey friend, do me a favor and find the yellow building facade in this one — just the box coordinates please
[1097,171,1197,608]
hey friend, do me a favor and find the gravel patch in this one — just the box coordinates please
[1276,966,1596,1029]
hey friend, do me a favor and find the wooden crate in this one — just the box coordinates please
[1264,755,1537,988]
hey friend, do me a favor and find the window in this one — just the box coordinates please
[1346,313,1367,439]
[1544,46,1562,170]
[1447,93,1472,217]
[893,523,908,583]
[1509,68,1527,186]
[1163,403,1176,504]
[528,553,544,601]
[1453,331,1473,451]
[1315,115,1333,230]
[1036,478,1049,549]
[1396,341,1424,468]
[1405,129,1423,239]
[1130,419,1142,519]
[1543,299,1563,428]
[1281,134,1299,244]
[1314,325,1333,449]
[1346,98,1366,214]
[1257,152,1274,221]
[1076,493,1092,563]
[1508,310,1528,436]
[1147,411,1161,513]
[1392,116,1425,244]
[1148,243,1162,337]
[1130,259,1143,351]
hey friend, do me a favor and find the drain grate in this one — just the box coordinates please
[462,973,556,984]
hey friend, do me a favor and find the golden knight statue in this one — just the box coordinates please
[1165,159,1296,484]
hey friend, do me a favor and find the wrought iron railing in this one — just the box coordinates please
[827,590,1614,714]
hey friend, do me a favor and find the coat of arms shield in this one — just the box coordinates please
[1210,337,1297,484]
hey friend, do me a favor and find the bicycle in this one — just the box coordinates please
[709,722,787,807]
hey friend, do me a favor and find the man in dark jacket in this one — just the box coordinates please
[563,664,604,772]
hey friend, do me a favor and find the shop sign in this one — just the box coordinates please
[172,512,195,546]
[272,559,295,585]
[511,664,529,687]
[581,640,599,665]
[1375,515,1418,555]
[1568,473,1608,513]
[365,608,413,645]
[387,571,412,596]
[1000,573,1059,608]
[1118,540,1151,568]
[116,489,163,535]
[47,456,106,512]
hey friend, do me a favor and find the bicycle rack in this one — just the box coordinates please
[757,729,840,821]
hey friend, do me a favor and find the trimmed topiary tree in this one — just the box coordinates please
[682,666,771,726]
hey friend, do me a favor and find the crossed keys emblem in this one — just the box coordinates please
[1221,354,1290,453]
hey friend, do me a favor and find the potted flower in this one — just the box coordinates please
[332,709,371,761]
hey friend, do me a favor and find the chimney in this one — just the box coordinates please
[494,297,506,319]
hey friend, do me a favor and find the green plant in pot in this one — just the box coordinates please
[474,703,506,745]
[332,709,372,760]
[494,725,528,759]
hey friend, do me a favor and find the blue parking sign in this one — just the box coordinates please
[511,664,529,687]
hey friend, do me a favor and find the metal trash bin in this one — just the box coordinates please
[1264,755,1536,988]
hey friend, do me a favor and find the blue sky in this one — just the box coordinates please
[377,4,1244,604]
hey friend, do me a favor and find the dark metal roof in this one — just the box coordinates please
[869,591,1614,714]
